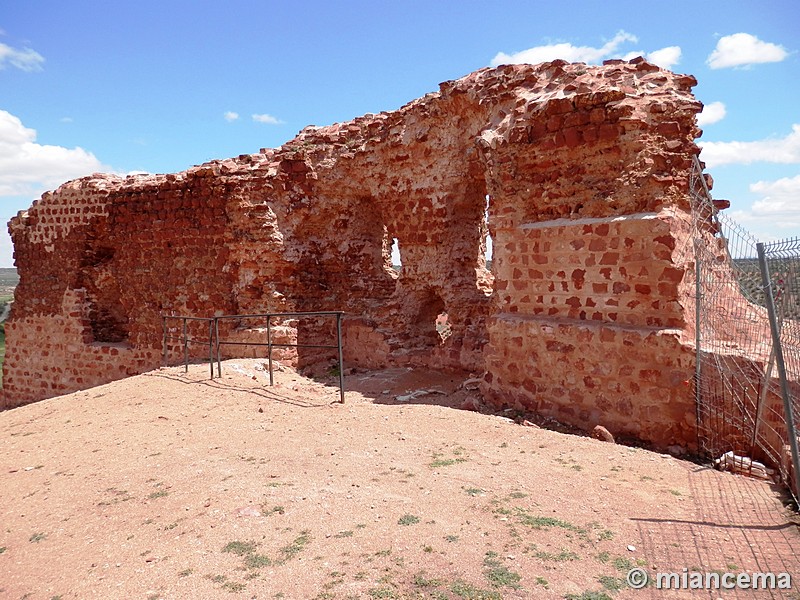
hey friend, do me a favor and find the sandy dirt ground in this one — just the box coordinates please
[1,360,798,600]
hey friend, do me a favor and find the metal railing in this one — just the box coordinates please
[162,311,345,403]
[162,315,216,379]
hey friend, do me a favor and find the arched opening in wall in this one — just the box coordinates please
[484,194,493,270]
[390,236,402,274]
[381,226,402,280]
[412,289,450,346]
[435,311,452,342]
[476,193,495,297]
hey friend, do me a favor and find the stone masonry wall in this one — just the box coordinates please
[482,210,698,447]
[6,58,726,453]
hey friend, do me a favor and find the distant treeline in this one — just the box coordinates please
[0,268,18,288]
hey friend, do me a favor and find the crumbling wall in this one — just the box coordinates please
[5,59,713,451]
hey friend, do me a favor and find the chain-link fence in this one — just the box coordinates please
[689,156,800,502]
[757,239,800,499]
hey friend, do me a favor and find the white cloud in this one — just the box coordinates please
[60,116,73,123]
[0,41,44,71]
[727,175,800,238]
[0,109,107,198]
[707,33,789,69]
[696,101,726,127]
[698,124,800,168]
[646,46,681,70]
[750,175,800,218]
[491,30,638,66]
[224,111,239,122]
[252,113,283,125]
[623,46,682,69]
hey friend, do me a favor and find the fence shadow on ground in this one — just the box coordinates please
[632,465,798,599]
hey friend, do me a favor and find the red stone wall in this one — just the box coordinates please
[5,59,720,452]
[492,214,687,328]
[481,212,698,447]
[483,317,695,446]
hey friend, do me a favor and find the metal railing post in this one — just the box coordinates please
[757,242,800,500]
[208,319,214,379]
[162,316,167,367]
[267,315,274,387]
[337,313,345,403]
[182,318,188,373]
[215,317,222,378]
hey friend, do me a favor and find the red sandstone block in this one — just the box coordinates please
[564,128,583,147]
[588,107,606,123]
[599,252,619,265]
[537,138,556,151]
[528,123,548,140]
[659,267,684,283]
[656,122,681,135]
[582,127,599,144]
[546,115,562,132]
[598,123,619,141]
[588,238,606,251]
[546,340,574,353]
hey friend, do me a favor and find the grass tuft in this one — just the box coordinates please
[483,551,521,589]
[397,514,420,526]
[222,540,257,556]
[280,531,311,560]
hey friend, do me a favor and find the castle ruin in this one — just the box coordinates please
[5,59,725,451]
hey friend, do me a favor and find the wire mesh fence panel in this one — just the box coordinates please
[761,238,800,495]
[689,155,800,500]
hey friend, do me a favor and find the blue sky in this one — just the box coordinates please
[1,0,798,267]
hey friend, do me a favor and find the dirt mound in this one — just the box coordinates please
[1,361,797,599]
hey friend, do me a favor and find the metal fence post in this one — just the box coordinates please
[757,242,800,499]
[694,239,702,450]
